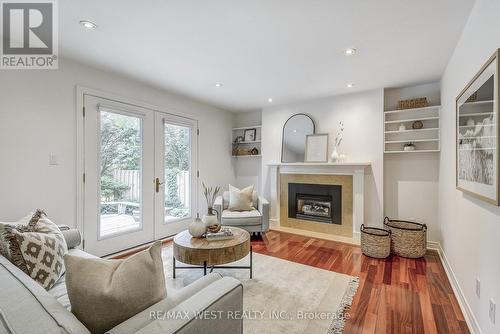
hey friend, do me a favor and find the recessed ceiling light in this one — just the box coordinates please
[347,83,354,88]
[267,98,273,103]
[215,83,223,88]
[344,48,357,56]
[80,20,97,30]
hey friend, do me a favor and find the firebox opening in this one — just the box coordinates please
[288,183,341,225]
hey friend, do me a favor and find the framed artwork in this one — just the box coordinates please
[456,49,500,205]
[244,128,256,142]
[305,133,329,162]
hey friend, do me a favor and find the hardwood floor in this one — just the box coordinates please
[251,230,469,334]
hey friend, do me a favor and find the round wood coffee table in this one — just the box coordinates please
[173,227,252,278]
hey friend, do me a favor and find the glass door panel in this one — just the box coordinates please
[155,113,197,239]
[164,123,191,223]
[99,111,143,238]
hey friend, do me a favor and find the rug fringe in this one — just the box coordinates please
[327,276,360,334]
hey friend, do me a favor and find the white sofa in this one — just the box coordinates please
[0,228,243,334]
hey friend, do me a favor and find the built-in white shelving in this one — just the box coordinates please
[384,105,441,153]
[232,125,262,131]
[384,149,440,154]
[232,140,261,144]
[232,124,262,158]
[384,105,441,114]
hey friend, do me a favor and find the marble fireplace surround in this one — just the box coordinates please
[267,162,371,243]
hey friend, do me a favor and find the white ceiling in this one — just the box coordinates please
[60,0,475,112]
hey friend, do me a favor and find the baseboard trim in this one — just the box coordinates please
[430,242,482,334]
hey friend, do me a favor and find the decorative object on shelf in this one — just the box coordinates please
[398,124,406,132]
[281,114,315,163]
[412,120,423,129]
[202,183,221,233]
[233,147,259,156]
[397,97,428,110]
[456,49,499,205]
[188,216,206,238]
[330,121,344,162]
[360,224,391,259]
[233,135,244,144]
[466,118,475,127]
[403,142,416,151]
[232,147,242,156]
[383,217,427,258]
[243,128,256,142]
[466,91,478,103]
[305,133,329,162]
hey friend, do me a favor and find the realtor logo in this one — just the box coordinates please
[1,0,58,69]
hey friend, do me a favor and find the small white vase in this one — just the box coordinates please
[188,217,206,238]
[331,146,340,162]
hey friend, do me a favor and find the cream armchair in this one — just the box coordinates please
[214,191,269,235]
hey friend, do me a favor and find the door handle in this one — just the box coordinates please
[155,178,164,193]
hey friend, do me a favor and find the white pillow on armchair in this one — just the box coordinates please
[228,184,254,211]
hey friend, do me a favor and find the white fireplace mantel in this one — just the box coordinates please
[267,162,371,166]
[266,161,371,243]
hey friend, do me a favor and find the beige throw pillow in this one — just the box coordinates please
[64,241,166,334]
[228,184,255,211]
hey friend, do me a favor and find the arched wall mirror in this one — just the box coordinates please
[281,114,315,163]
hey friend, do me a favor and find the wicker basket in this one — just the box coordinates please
[383,217,427,258]
[397,97,428,110]
[360,224,391,258]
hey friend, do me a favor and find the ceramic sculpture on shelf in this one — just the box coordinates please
[399,124,406,132]
[331,121,344,162]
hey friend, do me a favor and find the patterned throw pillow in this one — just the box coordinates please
[4,210,68,290]
[0,213,33,261]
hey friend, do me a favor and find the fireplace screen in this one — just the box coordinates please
[296,195,332,220]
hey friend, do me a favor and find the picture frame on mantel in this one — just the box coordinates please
[456,49,500,205]
[305,133,329,163]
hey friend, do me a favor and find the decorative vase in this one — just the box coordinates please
[412,121,423,129]
[188,217,206,238]
[203,208,221,233]
[398,124,406,132]
[331,146,340,162]
[403,142,416,151]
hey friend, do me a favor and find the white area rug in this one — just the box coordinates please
[162,246,359,334]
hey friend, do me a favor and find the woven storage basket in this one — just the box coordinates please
[360,224,391,258]
[383,217,427,258]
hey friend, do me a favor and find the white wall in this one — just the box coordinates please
[440,0,500,332]
[261,89,384,228]
[0,58,235,226]
[233,110,262,193]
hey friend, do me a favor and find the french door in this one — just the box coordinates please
[83,95,197,256]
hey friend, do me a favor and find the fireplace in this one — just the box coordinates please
[288,183,342,224]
